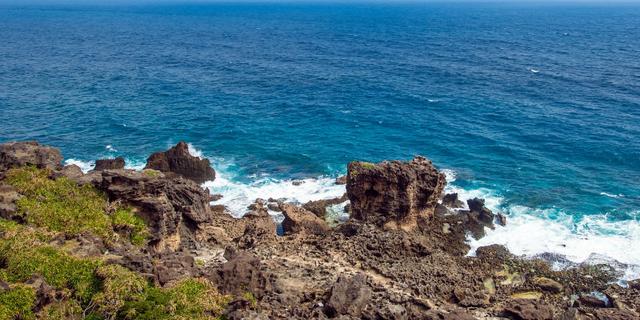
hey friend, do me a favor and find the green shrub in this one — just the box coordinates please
[3,245,101,303]
[37,300,84,320]
[6,167,112,238]
[92,265,147,320]
[111,208,149,246]
[120,278,231,320]
[5,167,149,246]
[0,284,36,320]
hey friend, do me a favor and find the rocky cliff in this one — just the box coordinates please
[0,141,637,320]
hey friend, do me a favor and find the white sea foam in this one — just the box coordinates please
[204,171,345,218]
[530,68,540,73]
[187,143,204,159]
[457,189,640,280]
[600,192,624,199]
[105,145,117,152]
[64,159,95,173]
[64,158,146,173]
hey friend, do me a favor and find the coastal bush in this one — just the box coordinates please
[5,167,149,245]
[4,245,102,303]
[5,167,112,238]
[92,265,147,319]
[37,300,83,320]
[111,208,149,246]
[120,278,231,320]
[0,284,36,320]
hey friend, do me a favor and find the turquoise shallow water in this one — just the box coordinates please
[1,2,639,277]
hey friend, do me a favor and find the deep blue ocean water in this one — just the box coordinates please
[1,2,639,276]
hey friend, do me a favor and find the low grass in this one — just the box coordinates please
[5,167,112,238]
[0,284,36,320]
[5,167,149,245]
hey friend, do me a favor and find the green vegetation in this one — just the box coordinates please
[118,278,231,320]
[5,167,148,245]
[111,208,149,246]
[359,162,376,170]
[6,167,113,238]
[0,284,36,320]
[0,167,232,319]
[242,291,257,308]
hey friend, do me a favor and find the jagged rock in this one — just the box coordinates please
[335,175,347,185]
[533,277,563,293]
[210,193,224,201]
[292,180,305,186]
[346,156,446,230]
[266,202,281,212]
[145,142,215,184]
[94,157,125,171]
[504,299,554,320]
[462,198,496,239]
[25,276,56,311]
[454,288,490,307]
[0,141,62,175]
[578,294,608,308]
[442,193,464,208]
[57,164,84,180]
[281,203,330,235]
[213,252,274,298]
[302,193,348,218]
[324,274,372,318]
[0,184,20,219]
[97,169,212,252]
[236,209,277,249]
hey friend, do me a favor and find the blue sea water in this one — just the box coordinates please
[1,2,639,277]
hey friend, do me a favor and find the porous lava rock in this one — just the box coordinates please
[346,156,446,230]
[0,141,62,175]
[97,169,212,252]
[281,203,330,235]
[145,142,215,184]
[94,157,125,171]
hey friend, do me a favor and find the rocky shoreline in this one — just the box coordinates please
[0,141,638,319]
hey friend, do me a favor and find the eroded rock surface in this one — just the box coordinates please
[0,141,62,175]
[94,157,125,171]
[145,141,215,184]
[346,156,446,230]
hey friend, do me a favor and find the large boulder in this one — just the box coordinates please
[97,169,212,252]
[145,142,215,184]
[346,156,446,230]
[281,203,330,235]
[212,252,274,298]
[324,274,372,318]
[302,193,348,218]
[94,157,125,171]
[0,141,62,175]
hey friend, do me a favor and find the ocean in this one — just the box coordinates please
[1,2,639,279]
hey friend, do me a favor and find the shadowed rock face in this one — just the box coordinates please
[145,142,215,184]
[346,156,446,230]
[94,157,125,171]
[97,169,213,252]
[0,141,62,174]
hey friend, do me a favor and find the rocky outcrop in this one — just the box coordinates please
[94,157,125,171]
[302,193,348,218]
[324,274,372,318]
[0,184,20,219]
[97,169,212,252]
[462,198,496,239]
[346,156,446,230]
[145,142,215,184]
[0,141,62,175]
[281,203,330,235]
[442,193,464,208]
[235,201,277,249]
[213,252,275,298]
